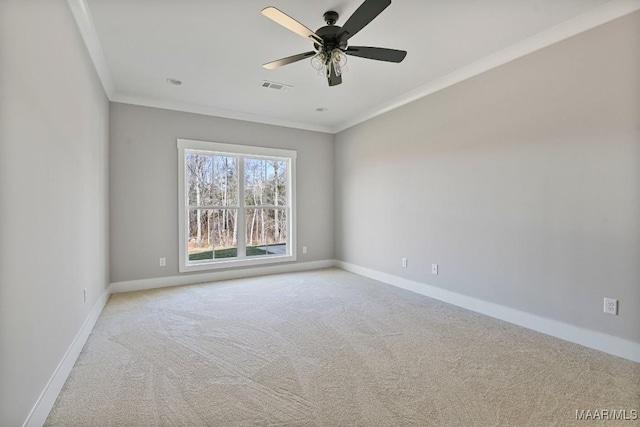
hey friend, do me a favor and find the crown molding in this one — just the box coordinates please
[69,0,640,135]
[110,93,334,134]
[333,0,640,133]
[68,0,115,97]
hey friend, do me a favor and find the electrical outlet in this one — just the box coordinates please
[83,288,87,303]
[401,258,407,268]
[432,264,438,275]
[302,246,307,254]
[159,257,166,267]
[603,298,618,315]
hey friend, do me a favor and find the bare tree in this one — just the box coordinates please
[187,154,211,248]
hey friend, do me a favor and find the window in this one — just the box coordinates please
[178,139,296,272]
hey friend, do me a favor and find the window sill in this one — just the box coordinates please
[179,254,297,273]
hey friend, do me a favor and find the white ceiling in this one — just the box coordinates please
[71,0,637,133]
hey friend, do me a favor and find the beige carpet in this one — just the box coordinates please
[46,268,639,426]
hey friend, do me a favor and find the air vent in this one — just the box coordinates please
[262,80,293,91]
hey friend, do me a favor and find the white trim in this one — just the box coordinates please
[22,258,639,427]
[110,260,335,293]
[332,0,640,132]
[67,0,115,97]
[23,285,112,427]
[335,261,640,363]
[177,139,297,159]
[72,0,640,134]
[181,253,298,272]
[111,94,334,134]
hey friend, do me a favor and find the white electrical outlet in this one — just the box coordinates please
[432,264,438,275]
[83,288,87,303]
[401,258,407,268]
[159,257,166,267]
[302,246,307,254]
[603,298,618,315]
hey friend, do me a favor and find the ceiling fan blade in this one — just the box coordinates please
[338,0,391,42]
[262,7,323,45]
[263,51,316,70]
[345,46,407,63]
[328,65,342,87]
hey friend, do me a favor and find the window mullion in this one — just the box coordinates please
[237,155,246,259]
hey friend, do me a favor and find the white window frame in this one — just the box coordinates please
[178,139,297,272]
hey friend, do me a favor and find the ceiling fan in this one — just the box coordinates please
[262,0,407,87]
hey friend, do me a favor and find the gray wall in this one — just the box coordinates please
[0,0,110,425]
[109,104,334,283]
[335,12,640,342]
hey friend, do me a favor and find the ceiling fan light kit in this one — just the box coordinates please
[261,0,407,87]
[310,46,348,79]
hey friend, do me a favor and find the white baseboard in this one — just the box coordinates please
[22,259,638,427]
[110,260,336,293]
[22,260,334,426]
[23,285,112,427]
[335,260,640,363]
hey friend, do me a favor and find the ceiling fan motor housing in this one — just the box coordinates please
[314,24,347,52]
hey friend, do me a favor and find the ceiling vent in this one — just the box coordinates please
[261,80,293,91]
